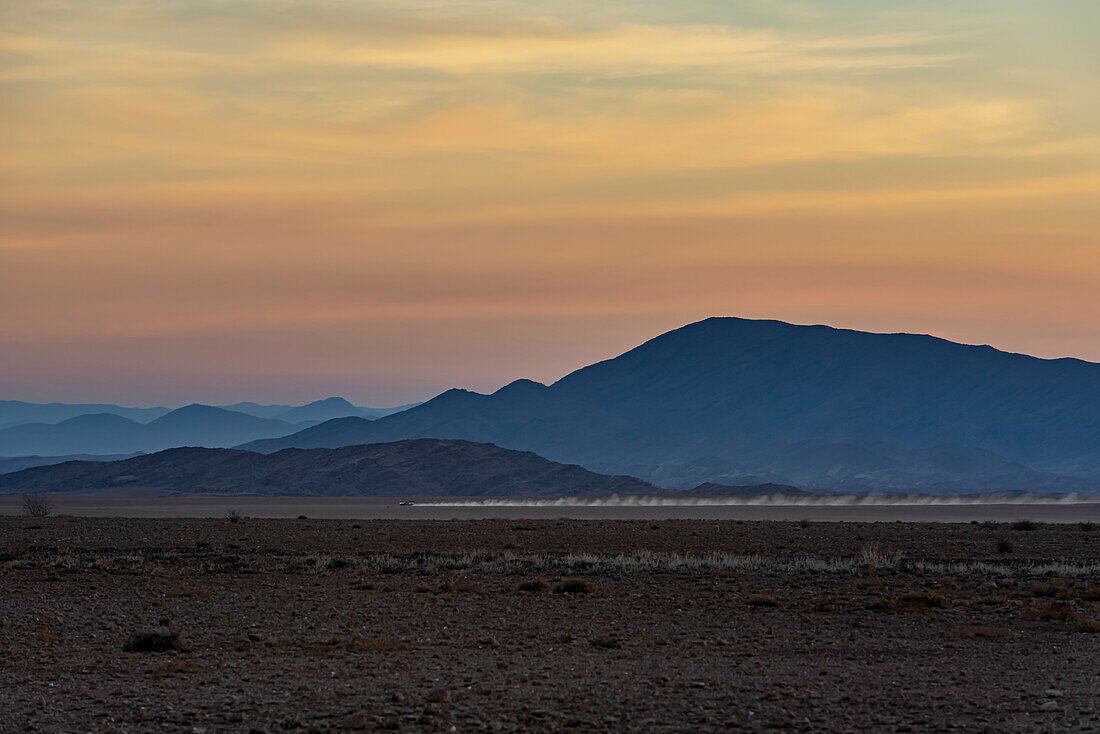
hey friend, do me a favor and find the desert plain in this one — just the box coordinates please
[2,514,1099,732]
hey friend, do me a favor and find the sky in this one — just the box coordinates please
[1,1,1098,406]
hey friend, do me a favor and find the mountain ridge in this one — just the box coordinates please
[241,317,1100,493]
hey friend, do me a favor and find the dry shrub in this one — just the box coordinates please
[553,578,598,594]
[746,593,781,608]
[1011,520,1038,531]
[163,581,212,599]
[1028,581,1068,599]
[1022,603,1077,622]
[1076,617,1100,634]
[996,538,1014,554]
[21,494,53,518]
[518,579,548,593]
[892,591,947,611]
[1079,522,1097,532]
[448,579,481,593]
[954,624,1010,638]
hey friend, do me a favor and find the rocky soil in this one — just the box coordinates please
[2,516,1099,732]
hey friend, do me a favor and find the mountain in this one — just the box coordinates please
[0,405,303,456]
[0,453,142,475]
[0,439,655,497]
[0,400,169,428]
[218,402,294,419]
[274,397,371,423]
[225,399,420,421]
[242,318,1100,493]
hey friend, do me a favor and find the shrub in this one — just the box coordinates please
[553,578,598,594]
[746,593,780,608]
[21,494,53,518]
[996,538,1013,554]
[1076,617,1100,634]
[225,509,242,523]
[518,579,548,593]
[1011,520,1038,531]
[1079,522,1098,532]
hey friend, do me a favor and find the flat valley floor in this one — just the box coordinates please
[2,517,1099,732]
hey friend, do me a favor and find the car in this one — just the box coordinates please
[398,501,415,506]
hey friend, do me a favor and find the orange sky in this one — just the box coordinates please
[1,1,1098,405]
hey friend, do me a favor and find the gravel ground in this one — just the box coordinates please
[2,517,1099,732]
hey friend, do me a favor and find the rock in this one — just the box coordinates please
[1044,689,1064,698]
[1039,700,1059,711]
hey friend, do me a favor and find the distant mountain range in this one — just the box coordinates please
[5,318,1099,494]
[0,397,419,432]
[0,439,655,497]
[241,318,1100,493]
[0,405,312,456]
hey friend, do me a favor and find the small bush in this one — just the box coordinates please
[225,509,242,523]
[1079,522,1098,532]
[21,494,53,518]
[553,578,598,594]
[1076,617,1100,634]
[996,538,1014,554]
[1011,520,1038,532]
[518,579,548,593]
[746,593,780,608]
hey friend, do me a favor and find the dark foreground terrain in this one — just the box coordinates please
[2,517,1099,732]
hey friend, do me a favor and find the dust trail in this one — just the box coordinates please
[423,493,1096,507]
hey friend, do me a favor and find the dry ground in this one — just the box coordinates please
[2,516,1099,732]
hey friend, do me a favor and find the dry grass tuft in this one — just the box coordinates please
[553,578,598,594]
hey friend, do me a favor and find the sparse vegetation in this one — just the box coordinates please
[225,509,242,523]
[518,578,549,592]
[21,494,54,518]
[1076,617,1100,634]
[1080,522,1098,532]
[553,578,598,594]
[746,593,780,607]
[996,538,1013,554]
[1011,520,1038,531]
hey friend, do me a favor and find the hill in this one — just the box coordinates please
[0,400,169,428]
[242,318,1100,493]
[0,439,654,497]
